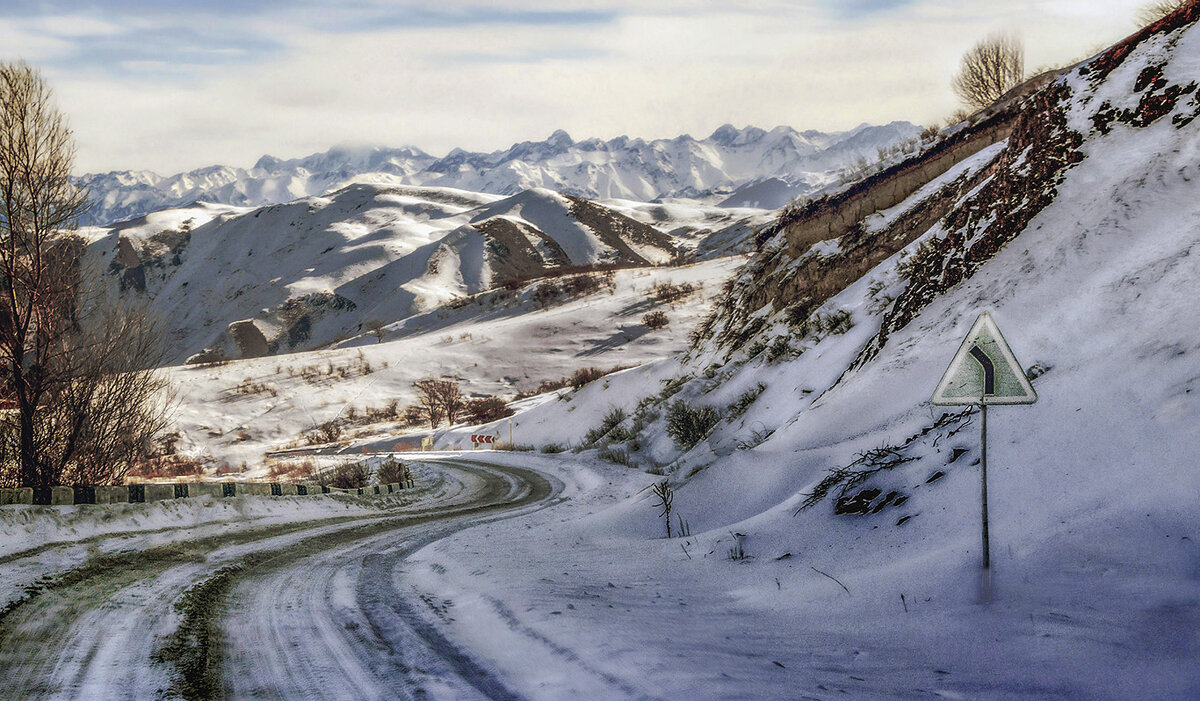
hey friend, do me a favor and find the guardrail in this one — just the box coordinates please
[0,478,416,507]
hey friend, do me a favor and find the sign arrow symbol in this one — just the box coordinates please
[968,345,995,395]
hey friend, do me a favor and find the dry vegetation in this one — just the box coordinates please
[0,61,172,488]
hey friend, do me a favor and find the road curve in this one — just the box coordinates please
[0,458,558,700]
[221,459,558,700]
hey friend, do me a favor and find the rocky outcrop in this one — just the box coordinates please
[228,320,270,359]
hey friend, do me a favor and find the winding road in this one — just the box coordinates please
[0,458,559,700]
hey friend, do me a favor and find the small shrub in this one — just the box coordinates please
[576,365,631,389]
[532,281,561,308]
[666,401,720,450]
[728,532,748,561]
[584,407,628,446]
[328,461,370,489]
[305,419,342,445]
[642,310,669,330]
[465,396,513,423]
[650,480,673,538]
[658,375,690,400]
[562,274,602,297]
[727,383,766,420]
[766,336,793,363]
[376,458,410,485]
[266,460,317,480]
[817,309,853,335]
[540,443,566,454]
[128,455,205,480]
[650,281,696,304]
[403,404,425,426]
[597,445,635,468]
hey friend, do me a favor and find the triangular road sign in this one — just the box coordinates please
[932,312,1037,406]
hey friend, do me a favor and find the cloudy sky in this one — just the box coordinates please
[0,0,1153,174]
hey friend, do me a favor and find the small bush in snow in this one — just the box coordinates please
[376,458,413,487]
[666,401,720,450]
[540,443,566,454]
[306,419,342,445]
[532,281,561,308]
[465,396,513,423]
[584,407,628,446]
[650,480,674,538]
[328,460,370,489]
[818,309,853,335]
[728,532,748,561]
[650,281,696,304]
[597,445,635,468]
[727,383,766,420]
[642,310,669,330]
[766,336,794,363]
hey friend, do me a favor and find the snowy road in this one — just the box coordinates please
[0,459,558,699]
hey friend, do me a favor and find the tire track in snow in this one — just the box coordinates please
[214,460,559,700]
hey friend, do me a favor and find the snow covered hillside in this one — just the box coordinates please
[76,122,920,226]
[88,183,768,363]
[403,8,1200,696]
[163,257,740,468]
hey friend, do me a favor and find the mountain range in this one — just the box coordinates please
[77,122,921,226]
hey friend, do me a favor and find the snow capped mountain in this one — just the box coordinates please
[89,182,768,364]
[76,123,920,226]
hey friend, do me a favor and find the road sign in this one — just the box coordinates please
[420,437,433,451]
[932,312,1037,405]
[930,312,1037,596]
[470,434,496,444]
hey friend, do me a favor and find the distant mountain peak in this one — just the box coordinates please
[76,121,921,226]
[546,129,574,147]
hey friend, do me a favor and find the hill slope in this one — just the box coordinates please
[89,184,768,363]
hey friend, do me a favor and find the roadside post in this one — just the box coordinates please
[931,312,1037,600]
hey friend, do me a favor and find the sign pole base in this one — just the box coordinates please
[979,403,992,603]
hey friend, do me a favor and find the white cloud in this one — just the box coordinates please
[36,0,1154,174]
[31,15,125,38]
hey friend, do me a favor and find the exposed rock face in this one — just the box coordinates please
[112,236,146,292]
[114,236,141,268]
[228,320,270,359]
[702,113,1020,356]
[185,348,225,365]
[475,217,570,286]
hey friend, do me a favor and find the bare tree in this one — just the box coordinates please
[437,380,465,425]
[365,318,386,343]
[952,34,1025,111]
[1136,0,1189,25]
[412,377,446,429]
[0,61,171,487]
[411,377,465,428]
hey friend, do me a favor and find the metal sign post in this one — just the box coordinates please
[932,312,1036,598]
